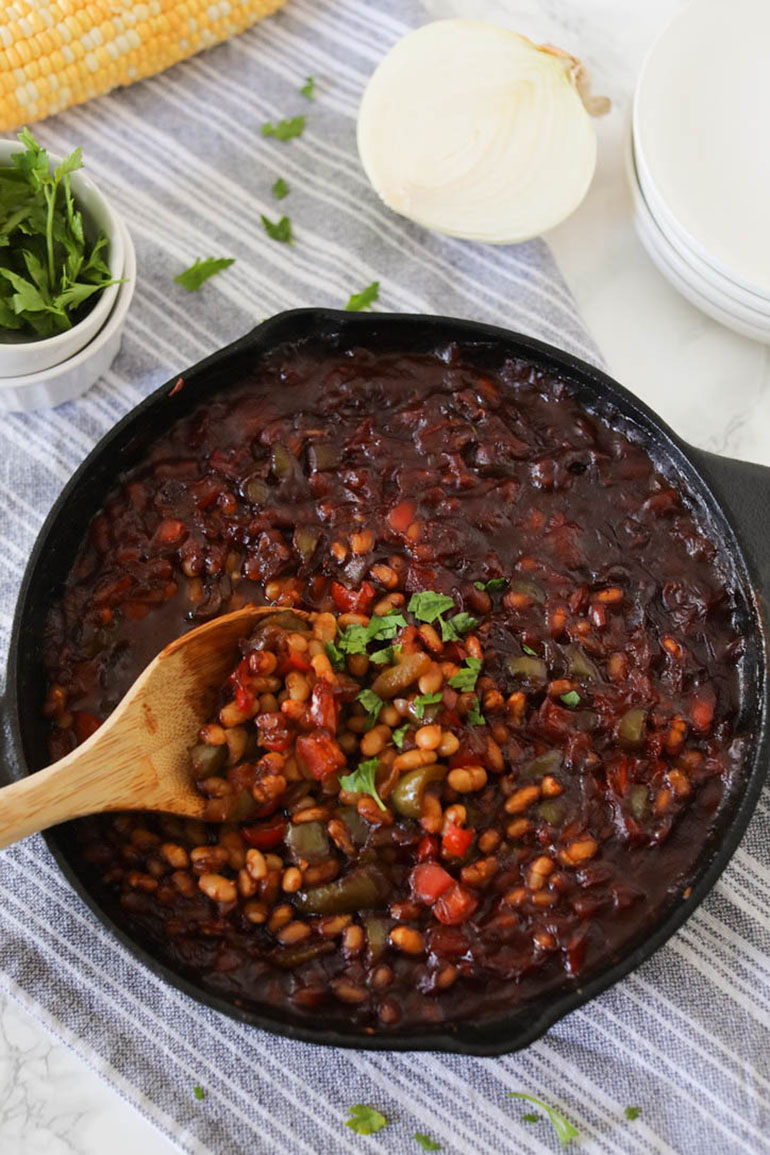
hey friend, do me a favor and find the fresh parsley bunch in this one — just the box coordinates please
[0,128,120,338]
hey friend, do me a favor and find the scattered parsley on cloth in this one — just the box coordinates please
[174,257,234,292]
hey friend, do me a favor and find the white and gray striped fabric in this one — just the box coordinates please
[0,2,768,1152]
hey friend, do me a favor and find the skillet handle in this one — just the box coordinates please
[688,447,770,609]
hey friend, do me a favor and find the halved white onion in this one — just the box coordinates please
[357,20,608,245]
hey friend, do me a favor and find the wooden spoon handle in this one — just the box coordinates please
[0,745,157,851]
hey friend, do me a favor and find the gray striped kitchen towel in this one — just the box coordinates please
[0,1,768,1153]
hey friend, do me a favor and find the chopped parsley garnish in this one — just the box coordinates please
[337,613,406,656]
[261,116,306,141]
[345,1105,388,1135]
[414,691,443,719]
[560,691,580,708]
[448,612,478,635]
[522,644,536,656]
[300,76,316,100]
[337,623,370,655]
[507,1094,578,1146]
[369,612,407,641]
[521,1113,539,1123]
[449,656,482,692]
[339,759,385,811]
[261,213,292,243]
[414,1134,441,1151]
[474,578,507,592]
[392,723,409,749]
[369,643,401,665]
[325,640,345,670]
[356,688,384,729]
[193,1085,205,1101]
[345,280,380,311]
[174,257,234,292]
[272,176,289,200]
[625,1106,641,1121]
[408,591,455,624]
[466,695,485,727]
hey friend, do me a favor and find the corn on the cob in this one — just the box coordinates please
[0,0,287,133]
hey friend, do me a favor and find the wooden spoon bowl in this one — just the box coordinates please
[0,606,311,850]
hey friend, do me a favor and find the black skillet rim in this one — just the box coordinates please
[6,309,769,1055]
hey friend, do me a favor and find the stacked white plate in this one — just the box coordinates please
[628,0,770,344]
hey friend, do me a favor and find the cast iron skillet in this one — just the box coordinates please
[4,310,770,1055]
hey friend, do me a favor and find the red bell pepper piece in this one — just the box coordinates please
[410,862,454,904]
[387,501,414,534]
[296,729,347,780]
[330,580,376,615]
[241,816,286,850]
[310,681,339,731]
[433,883,479,926]
[441,822,474,858]
[74,711,101,743]
[416,834,439,862]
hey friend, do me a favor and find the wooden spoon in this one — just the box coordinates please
[0,605,311,851]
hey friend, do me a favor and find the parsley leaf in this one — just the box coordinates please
[370,643,401,666]
[261,116,306,141]
[449,656,483,692]
[272,177,289,200]
[300,76,316,100]
[439,615,460,643]
[560,691,580,708]
[339,759,385,811]
[337,624,370,656]
[474,578,507,592]
[414,1134,441,1151]
[325,640,345,670]
[449,612,478,635]
[466,695,485,727]
[337,613,406,657]
[368,612,407,641]
[625,1106,641,1121]
[392,723,409,749]
[261,213,292,244]
[357,688,384,729]
[522,1114,539,1123]
[345,1105,388,1135]
[408,591,455,624]
[174,257,234,292]
[507,1094,578,1146]
[345,280,380,311]
[522,644,536,657]
[414,691,443,719]
[193,1085,205,1101]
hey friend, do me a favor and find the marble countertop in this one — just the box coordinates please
[2,2,767,1152]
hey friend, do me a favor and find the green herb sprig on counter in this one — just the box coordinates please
[345,280,380,311]
[261,116,306,141]
[300,76,316,100]
[261,213,293,244]
[414,1133,441,1151]
[272,177,289,200]
[174,257,234,292]
[345,1104,388,1134]
[0,128,122,337]
[507,1093,578,1146]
